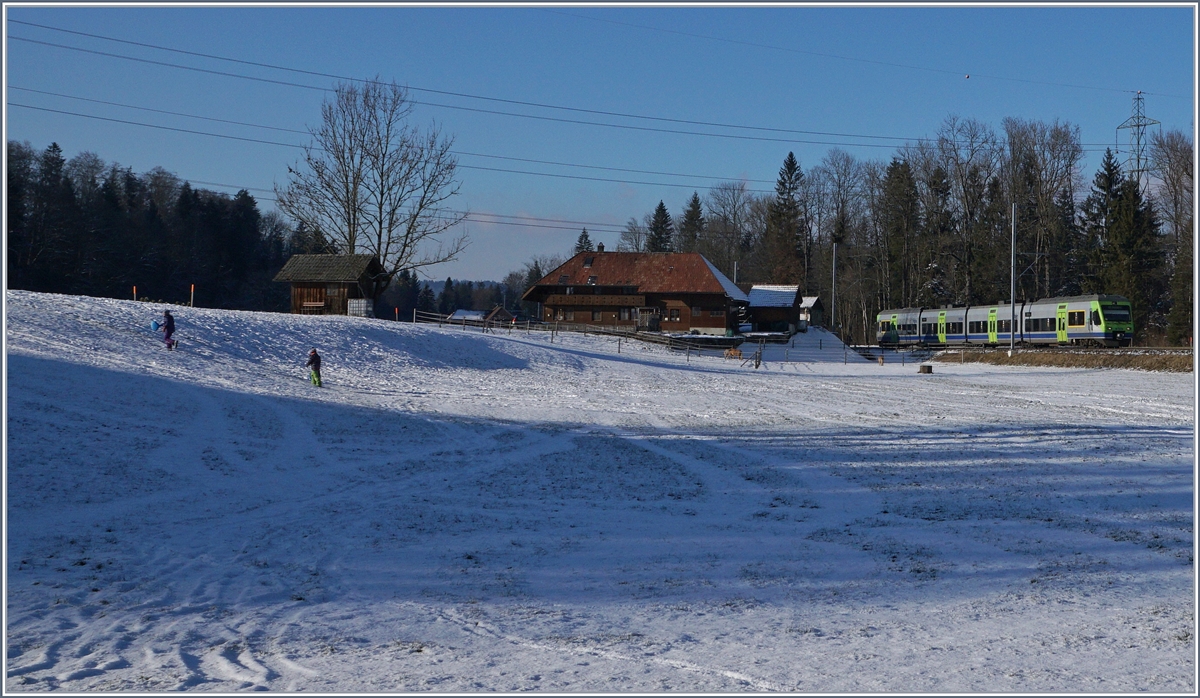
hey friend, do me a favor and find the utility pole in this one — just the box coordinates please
[831,241,838,337]
[1009,203,1016,356]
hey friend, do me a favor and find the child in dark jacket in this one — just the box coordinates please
[162,310,176,350]
[306,348,322,387]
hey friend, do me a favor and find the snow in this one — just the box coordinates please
[746,285,799,308]
[5,289,1194,692]
[701,257,749,303]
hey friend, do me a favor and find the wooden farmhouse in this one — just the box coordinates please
[273,254,384,316]
[521,249,749,334]
[746,285,805,333]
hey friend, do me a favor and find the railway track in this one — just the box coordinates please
[860,345,1191,356]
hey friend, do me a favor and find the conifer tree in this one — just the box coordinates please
[437,276,456,314]
[646,201,674,253]
[765,152,804,283]
[676,192,705,253]
[878,159,921,307]
[1101,179,1159,341]
[1078,149,1123,294]
[524,260,543,290]
[574,228,595,254]
[416,284,437,313]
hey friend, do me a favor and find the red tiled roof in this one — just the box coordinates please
[527,252,744,298]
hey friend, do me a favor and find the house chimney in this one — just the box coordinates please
[596,242,605,252]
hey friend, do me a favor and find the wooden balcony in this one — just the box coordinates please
[543,294,645,307]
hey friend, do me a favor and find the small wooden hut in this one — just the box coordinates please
[273,254,384,315]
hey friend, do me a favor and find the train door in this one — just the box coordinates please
[937,311,947,344]
[1056,303,1068,344]
[987,308,998,344]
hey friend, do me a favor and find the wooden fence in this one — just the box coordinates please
[411,309,743,353]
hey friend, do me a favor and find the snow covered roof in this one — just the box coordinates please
[273,254,381,283]
[747,285,800,308]
[448,309,487,321]
[526,252,748,302]
[800,296,824,310]
[702,257,750,303]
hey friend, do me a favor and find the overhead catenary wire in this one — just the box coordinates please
[7,103,781,193]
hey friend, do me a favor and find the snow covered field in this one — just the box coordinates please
[5,289,1195,692]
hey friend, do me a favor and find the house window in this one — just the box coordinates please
[565,311,574,321]
[710,309,725,317]
[554,308,564,321]
[668,309,681,322]
[691,306,702,316]
[619,308,631,320]
[587,276,598,285]
[558,275,570,284]
[592,310,602,321]
[583,256,594,267]
[565,287,574,295]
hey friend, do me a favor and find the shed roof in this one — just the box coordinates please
[448,309,487,321]
[747,285,801,308]
[524,252,748,302]
[273,254,380,283]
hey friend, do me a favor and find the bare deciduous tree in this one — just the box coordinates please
[1150,129,1194,249]
[617,214,650,252]
[701,180,752,278]
[276,78,467,298]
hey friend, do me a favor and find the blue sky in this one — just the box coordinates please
[5,4,1195,281]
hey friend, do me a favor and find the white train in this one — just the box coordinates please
[876,295,1134,348]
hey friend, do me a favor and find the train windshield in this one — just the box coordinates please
[1101,305,1131,323]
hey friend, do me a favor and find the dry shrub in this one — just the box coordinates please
[934,350,1193,373]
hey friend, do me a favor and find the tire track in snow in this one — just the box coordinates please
[435,607,789,691]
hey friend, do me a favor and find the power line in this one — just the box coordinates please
[542,8,1187,100]
[8,36,1123,152]
[8,35,924,151]
[7,102,779,193]
[9,18,938,142]
[129,181,624,234]
[10,86,777,184]
[9,86,311,136]
[8,103,307,149]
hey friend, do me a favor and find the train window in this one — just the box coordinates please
[1101,305,1131,323]
[1068,311,1085,326]
[998,320,1011,333]
[1091,310,1101,325]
